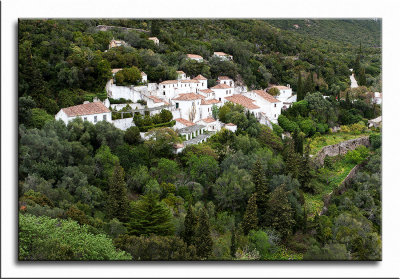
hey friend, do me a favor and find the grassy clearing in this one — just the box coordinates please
[309,132,370,155]
[304,157,357,216]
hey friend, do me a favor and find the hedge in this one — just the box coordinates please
[138,120,176,132]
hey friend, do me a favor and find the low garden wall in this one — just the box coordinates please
[313,136,370,167]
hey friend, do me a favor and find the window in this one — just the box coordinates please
[84,117,87,121]
[163,85,166,88]
[274,114,277,118]
[176,103,179,109]
[103,115,107,121]
[274,104,277,107]
[94,116,97,123]
[163,91,165,95]
[219,98,221,101]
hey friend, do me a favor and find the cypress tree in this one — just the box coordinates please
[230,227,237,258]
[194,208,213,259]
[283,139,301,179]
[242,193,258,235]
[107,164,130,222]
[304,72,314,95]
[299,142,313,192]
[265,185,295,240]
[252,160,268,226]
[183,205,197,247]
[293,128,304,155]
[297,71,304,101]
[358,67,367,86]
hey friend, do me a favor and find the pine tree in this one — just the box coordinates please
[107,164,130,222]
[128,194,175,236]
[265,185,295,239]
[297,71,304,101]
[230,227,237,258]
[242,193,258,235]
[194,208,213,259]
[183,205,197,247]
[252,160,268,226]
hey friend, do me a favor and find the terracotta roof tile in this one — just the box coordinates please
[147,95,164,103]
[201,99,220,105]
[269,85,291,90]
[176,70,185,74]
[180,79,200,83]
[201,117,217,123]
[160,80,178,84]
[199,89,213,94]
[62,102,110,117]
[187,54,203,59]
[193,74,207,80]
[211,84,232,89]
[175,118,195,127]
[225,123,236,126]
[111,68,122,74]
[141,72,147,76]
[214,52,229,56]
[172,93,205,101]
[253,90,280,103]
[218,76,232,80]
[225,95,260,110]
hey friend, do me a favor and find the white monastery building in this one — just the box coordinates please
[217,76,234,87]
[243,90,282,123]
[172,93,205,122]
[148,37,159,46]
[210,83,234,102]
[109,39,128,49]
[55,102,112,125]
[141,72,147,83]
[186,54,204,62]
[213,52,233,61]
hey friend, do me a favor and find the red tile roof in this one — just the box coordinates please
[180,79,199,83]
[201,117,217,123]
[62,102,110,117]
[253,90,280,103]
[199,89,213,94]
[218,76,232,80]
[193,74,207,80]
[187,54,203,59]
[141,72,147,76]
[214,52,230,56]
[211,84,232,89]
[225,123,237,126]
[175,118,195,127]
[201,99,220,105]
[269,85,291,90]
[160,80,178,84]
[176,70,185,74]
[111,68,122,74]
[225,95,260,110]
[147,95,164,103]
[172,93,205,101]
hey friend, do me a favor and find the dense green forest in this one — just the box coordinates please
[18,19,381,260]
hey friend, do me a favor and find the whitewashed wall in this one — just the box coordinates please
[112,118,134,131]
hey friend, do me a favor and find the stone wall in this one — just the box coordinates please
[320,162,365,215]
[313,136,370,167]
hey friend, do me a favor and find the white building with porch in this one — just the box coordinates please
[55,102,112,125]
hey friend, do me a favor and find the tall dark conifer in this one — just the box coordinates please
[230,227,237,258]
[107,164,130,222]
[252,160,268,226]
[194,208,213,259]
[183,205,197,247]
[242,193,258,235]
[297,71,304,101]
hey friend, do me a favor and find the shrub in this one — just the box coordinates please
[345,145,370,164]
[369,133,381,150]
